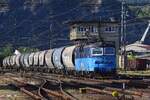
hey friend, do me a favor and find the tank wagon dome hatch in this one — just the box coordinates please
[14,50,21,55]
[39,50,47,66]
[33,52,41,66]
[62,45,77,70]
[23,53,30,67]
[52,47,65,69]
[45,49,55,69]
[29,52,35,66]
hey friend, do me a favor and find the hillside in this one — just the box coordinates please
[0,0,149,50]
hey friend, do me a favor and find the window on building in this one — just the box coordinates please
[90,26,94,32]
[105,26,117,32]
[93,26,98,33]
[77,25,98,33]
[77,26,80,32]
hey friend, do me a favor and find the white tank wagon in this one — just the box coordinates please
[39,50,47,67]
[45,49,55,72]
[6,56,11,68]
[23,53,30,68]
[2,45,79,73]
[2,59,4,67]
[5,57,8,67]
[10,55,16,67]
[33,52,41,66]
[62,46,76,72]
[20,54,26,68]
[2,57,10,71]
[52,47,65,71]
[29,53,35,66]
[2,58,6,68]
[15,54,21,68]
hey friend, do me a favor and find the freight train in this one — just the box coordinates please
[2,43,116,75]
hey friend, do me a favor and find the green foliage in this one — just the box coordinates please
[0,44,13,57]
[18,47,39,53]
[0,45,39,60]
[0,44,13,61]
[138,5,150,18]
[129,5,150,18]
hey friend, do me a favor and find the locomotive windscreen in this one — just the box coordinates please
[91,48,103,56]
[104,47,115,55]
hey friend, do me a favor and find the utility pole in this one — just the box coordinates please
[121,0,127,70]
[49,23,52,49]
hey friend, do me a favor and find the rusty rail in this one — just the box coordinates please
[40,78,77,100]
[80,87,143,97]
[20,88,42,100]
[10,78,27,86]
[35,74,131,85]
[14,74,76,100]
[41,88,67,99]
[10,77,44,99]
[80,87,113,95]
[105,87,143,97]
[8,72,148,100]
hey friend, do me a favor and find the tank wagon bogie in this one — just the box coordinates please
[2,43,116,75]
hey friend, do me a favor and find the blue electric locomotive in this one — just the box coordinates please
[75,43,116,74]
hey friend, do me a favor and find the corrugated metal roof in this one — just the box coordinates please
[117,0,150,4]
[126,43,150,52]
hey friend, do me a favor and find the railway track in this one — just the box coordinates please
[3,72,150,100]
[7,73,78,100]
[34,72,150,87]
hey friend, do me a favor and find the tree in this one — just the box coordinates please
[1,44,13,57]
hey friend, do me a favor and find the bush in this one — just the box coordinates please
[18,47,39,53]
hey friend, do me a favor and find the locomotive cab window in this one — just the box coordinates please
[104,47,115,55]
[91,48,103,56]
